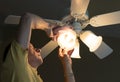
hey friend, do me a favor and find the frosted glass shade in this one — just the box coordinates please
[71,40,81,58]
[80,31,102,52]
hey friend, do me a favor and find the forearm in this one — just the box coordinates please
[62,60,75,82]
[17,13,50,49]
[25,13,49,30]
[17,13,33,49]
[25,13,53,37]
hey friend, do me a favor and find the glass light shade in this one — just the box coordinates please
[57,28,77,51]
[80,31,102,52]
[71,40,81,58]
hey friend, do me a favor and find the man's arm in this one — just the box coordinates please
[17,13,50,50]
[59,48,75,82]
[62,56,75,82]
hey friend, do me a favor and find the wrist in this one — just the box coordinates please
[64,72,74,77]
[45,24,54,37]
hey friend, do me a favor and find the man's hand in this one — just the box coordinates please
[51,25,73,41]
[58,48,75,82]
[58,48,74,65]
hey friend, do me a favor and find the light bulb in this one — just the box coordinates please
[57,28,77,51]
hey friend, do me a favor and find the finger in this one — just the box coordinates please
[62,49,67,55]
[59,48,63,57]
[59,48,68,57]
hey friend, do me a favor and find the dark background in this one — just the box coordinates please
[0,0,120,82]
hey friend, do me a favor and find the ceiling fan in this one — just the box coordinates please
[4,0,120,59]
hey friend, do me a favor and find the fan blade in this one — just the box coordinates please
[70,0,90,18]
[94,41,113,59]
[90,11,120,27]
[71,40,81,58]
[4,15,64,26]
[44,19,64,26]
[4,15,21,24]
[41,40,58,59]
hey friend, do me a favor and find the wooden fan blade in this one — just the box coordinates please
[4,15,21,24]
[90,11,120,27]
[41,40,58,59]
[70,0,90,18]
[4,15,63,26]
[94,41,113,59]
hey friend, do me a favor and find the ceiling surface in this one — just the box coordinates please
[0,0,120,39]
[0,0,120,82]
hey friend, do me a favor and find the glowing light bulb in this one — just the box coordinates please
[57,28,77,51]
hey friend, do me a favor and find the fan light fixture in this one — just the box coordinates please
[70,40,81,58]
[5,0,119,59]
[80,30,113,59]
[56,28,81,58]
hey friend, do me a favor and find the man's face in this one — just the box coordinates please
[28,43,43,68]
